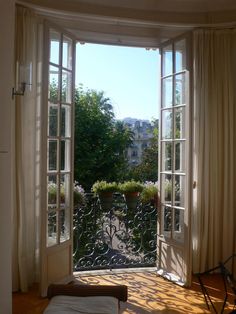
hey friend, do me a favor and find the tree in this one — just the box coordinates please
[128,119,159,182]
[74,86,133,190]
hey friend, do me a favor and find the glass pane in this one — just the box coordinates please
[63,36,72,69]
[163,206,172,233]
[50,29,60,65]
[62,70,72,103]
[49,65,59,103]
[175,107,185,139]
[61,140,70,172]
[60,180,65,208]
[47,211,57,247]
[48,175,58,209]
[175,142,185,173]
[162,77,173,108]
[162,142,172,172]
[175,73,186,106]
[48,104,58,137]
[162,109,172,139]
[60,174,70,209]
[174,175,185,208]
[48,140,57,171]
[161,174,172,204]
[163,45,173,76]
[61,105,71,138]
[173,208,184,243]
[175,39,186,73]
[59,210,70,242]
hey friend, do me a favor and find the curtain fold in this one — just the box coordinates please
[12,6,43,292]
[192,29,236,273]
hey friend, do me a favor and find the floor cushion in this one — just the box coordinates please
[44,295,119,314]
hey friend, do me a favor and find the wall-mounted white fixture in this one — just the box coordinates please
[12,61,32,98]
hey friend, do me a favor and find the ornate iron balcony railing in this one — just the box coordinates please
[73,192,157,271]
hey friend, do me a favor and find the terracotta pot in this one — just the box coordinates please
[124,192,140,210]
[98,192,113,211]
[150,194,160,208]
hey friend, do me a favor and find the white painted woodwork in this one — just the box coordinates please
[157,34,192,286]
[40,22,76,297]
[19,0,236,48]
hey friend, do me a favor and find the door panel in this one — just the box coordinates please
[40,22,76,296]
[47,245,72,283]
[159,241,184,279]
[157,35,192,286]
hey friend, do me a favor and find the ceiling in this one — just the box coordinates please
[70,0,236,13]
[19,0,236,47]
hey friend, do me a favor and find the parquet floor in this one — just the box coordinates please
[13,270,235,313]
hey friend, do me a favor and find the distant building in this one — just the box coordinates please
[123,118,156,166]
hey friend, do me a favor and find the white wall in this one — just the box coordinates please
[0,0,15,312]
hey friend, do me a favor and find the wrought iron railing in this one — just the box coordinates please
[73,192,157,271]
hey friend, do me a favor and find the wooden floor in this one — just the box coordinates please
[13,270,235,313]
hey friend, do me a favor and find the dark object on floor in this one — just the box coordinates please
[47,283,128,302]
[196,254,236,314]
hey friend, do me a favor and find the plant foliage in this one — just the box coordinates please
[74,86,133,190]
[118,180,144,193]
[140,181,158,203]
[91,180,118,194]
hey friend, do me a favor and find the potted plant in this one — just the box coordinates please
[48,181,57,206]
[140,181,159,207]
[48,181,86,209]
[92,180,118,210]
[47,182,66,206]
[165,179,172,203]
[119,180,144,209]
[73,182,86,208]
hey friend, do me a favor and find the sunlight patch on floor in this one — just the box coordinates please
[74,270,212,313]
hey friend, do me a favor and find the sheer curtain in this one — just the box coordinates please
[12,6,43,292]
[192,29,236,273]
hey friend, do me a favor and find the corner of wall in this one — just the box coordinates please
[0,0,15,312]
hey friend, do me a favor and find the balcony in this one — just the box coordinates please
[73,192,157,272]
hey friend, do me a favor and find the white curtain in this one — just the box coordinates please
[192,29,236,273]
[12,6,43,292]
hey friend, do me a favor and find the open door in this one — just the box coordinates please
[40,22,76,296]
[157,34,192,286]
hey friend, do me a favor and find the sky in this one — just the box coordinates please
[76,43,160,121]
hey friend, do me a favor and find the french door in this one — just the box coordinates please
[157,35,192,286]
[40,22,76,296]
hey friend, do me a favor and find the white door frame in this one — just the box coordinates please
[157,33,193,286]
[40,20,76,296]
